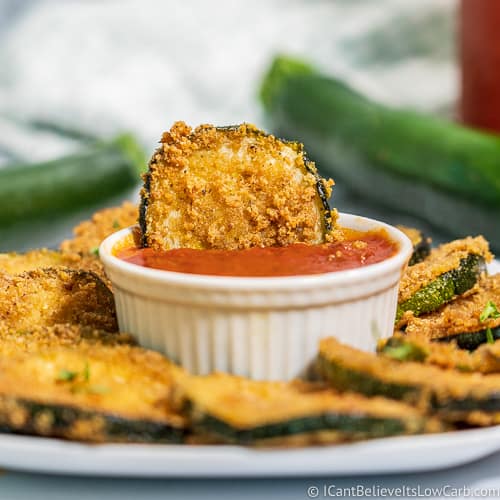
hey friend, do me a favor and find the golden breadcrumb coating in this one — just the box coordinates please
[58,202,138,286]
[403,274,500,339]
[140,121,338,250]
[60,201,138,255]
[0,323,135,356]
[0,268,117,332]
[0,248,109,286]
[0,249,81,274]
[396,226,425,246]
[398,236,492,303]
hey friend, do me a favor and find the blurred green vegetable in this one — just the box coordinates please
[260,55,500,250]
[0,134,145,227]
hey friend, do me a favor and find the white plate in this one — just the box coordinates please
[1,426,500,477]
[0,261,498,477]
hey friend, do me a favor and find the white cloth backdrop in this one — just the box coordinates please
[0,0,457,161]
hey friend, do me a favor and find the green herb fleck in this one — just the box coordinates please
[56,369,78,382]
[90,247,99,257]
[486,327,495,344]
[480,301,499,345]
[381,339,427,362]
[480,301,500,322]
[112,220,121,229]
[83,362,90,382]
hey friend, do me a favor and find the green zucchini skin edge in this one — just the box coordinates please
[139,170,151,247]
[396,254,485,320]
[0,134,146,228]
[189,409,422,445]
[429,394,500,413]
[317,354,500,416]
[317,355,419,402]
[139,125,333,248]
[0,397,184,443]
[409,236,431,266]
[436,327,500,351]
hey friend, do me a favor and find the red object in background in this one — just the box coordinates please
[460,0,500,133]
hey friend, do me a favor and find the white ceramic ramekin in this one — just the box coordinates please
[100,213,412,381]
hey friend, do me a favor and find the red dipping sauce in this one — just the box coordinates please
[116,230,397,277]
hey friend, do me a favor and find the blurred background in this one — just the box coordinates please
[0,0,498,252]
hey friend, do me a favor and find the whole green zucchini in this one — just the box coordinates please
[260,56,500,249]
[0,134,145,227]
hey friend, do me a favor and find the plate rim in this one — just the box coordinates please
[1,424,500,477]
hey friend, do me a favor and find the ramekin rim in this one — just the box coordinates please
[99,212,413,291]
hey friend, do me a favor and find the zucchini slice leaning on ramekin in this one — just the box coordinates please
[140,121,337,250]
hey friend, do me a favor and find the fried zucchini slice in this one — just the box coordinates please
[59,201,139,287]
[318,337,500,424]
[60,201,138,255]
[0,343,185,443]
[140,121,337,250]
[396,226,431,266]
[0,268,117,332]
[378,334,500,374]
[173,373,444,446]
[402,274,500,351]
[397,237,492,322]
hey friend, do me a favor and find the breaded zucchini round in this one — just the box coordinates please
[140,122,337,250]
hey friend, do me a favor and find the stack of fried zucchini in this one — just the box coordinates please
[318,337,500,427]
[310,228,500,429]
[395,229,499,351]
[1,215,497,445]
[0,121,499,447]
